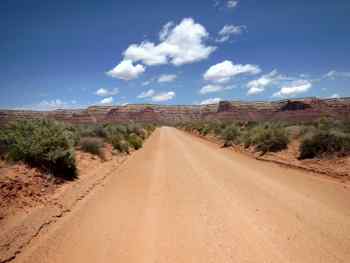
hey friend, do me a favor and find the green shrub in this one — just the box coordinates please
[299,130,350,159]
[221,124,240,147]
[136,128,148,139]
[144,124,156,133]
[127,133,143,150]
[0,129,9,157]
[65,125,81,146]
[80,137,104,158]
[4,119,77,179]
[250,125,289,154]
[201,126,210,136]
[112,139,130,153]
[240,130,253,148]
[75,124,107,138]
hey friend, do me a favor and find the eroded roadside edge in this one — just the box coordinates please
[181,129,349,183]
[0,156,128,263]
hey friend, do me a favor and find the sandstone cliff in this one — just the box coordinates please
[1,98,349,125]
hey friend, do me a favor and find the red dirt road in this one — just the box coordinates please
[14,127,350,263]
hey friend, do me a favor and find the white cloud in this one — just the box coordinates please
[200,97,221,105]
[24,99,76,111]
[141,78,155,86]
[273,80,312,98]
[227,0,238,8]
[158,74,177,83]
[137,89,155,99]
[124,42,168,66]
[151,91,176,102]
[95,88,119,97]
[216,24,246,42]
[247,70,280,95]
[324,70,350,79]
[204,60,261,83]
[159,21,174,41]
[199,84,223,94]
[330,93,340,99]
[123,18,216,66]
[106,60,145,80]
[100,97,114,105]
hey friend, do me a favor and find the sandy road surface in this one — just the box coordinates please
[14,127,350,263]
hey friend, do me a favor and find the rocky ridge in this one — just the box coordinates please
[1,97,350,125]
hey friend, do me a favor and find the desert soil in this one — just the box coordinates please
[10,127,350,263]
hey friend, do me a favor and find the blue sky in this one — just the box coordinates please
[1,0,350,109]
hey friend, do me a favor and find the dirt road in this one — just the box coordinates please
[14,127,350,263]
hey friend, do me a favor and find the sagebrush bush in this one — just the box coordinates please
[4,119,77,179]
[250,125,289,154]
[127,133,143,150]
[299,130,350,159]
[221,124,240,147]
[0,129,9,157]
[75,124,107,139]
[80,137,104,158]
[137,128,148,139]
[144,124,156,133]
[112,139,130,153]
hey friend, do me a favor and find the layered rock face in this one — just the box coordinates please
[1,98,349,125]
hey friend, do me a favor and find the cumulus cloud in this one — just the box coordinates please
[100,97,114,105]
[199,84,223,94]
[106,60,145,80]
[324,70,350,79]
[204,60,261,83]
[200,97,221,105]
[273,80,312,98]
[247,70,281,95]
[216,24,246,42]
[158,74,177,83]
[22,99,79,111]
[95,88,119,97]
[227,0,238,8]
[330,93,340,99]
[151,91,176,102]
[137,89,155,99]
[159,21,174,41]
[123,18,216,66]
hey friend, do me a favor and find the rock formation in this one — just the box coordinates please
[1,97,349,125]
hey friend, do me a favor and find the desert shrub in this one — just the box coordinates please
[206,122,223,136]
[144,123,156,133]
[127,133,143,150]
[64,125,81,146]
[250,125,289,154]
[136,128,148,139]
[112,139,130,153]
[339,121,350,133]
[80,137,104,158]
[198,124,211,136]
[299,130,350,159]
[126,123,143,135]
[221,124,240,147]
[239,130,253,148]
[0,129,9,157]
[75,124,107,138]
[4,119,77,179]
[108,133,130,153]
[104,124,128,138]
[317,117,333,131]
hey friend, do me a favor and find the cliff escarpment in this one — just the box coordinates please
[1,98,349,125]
